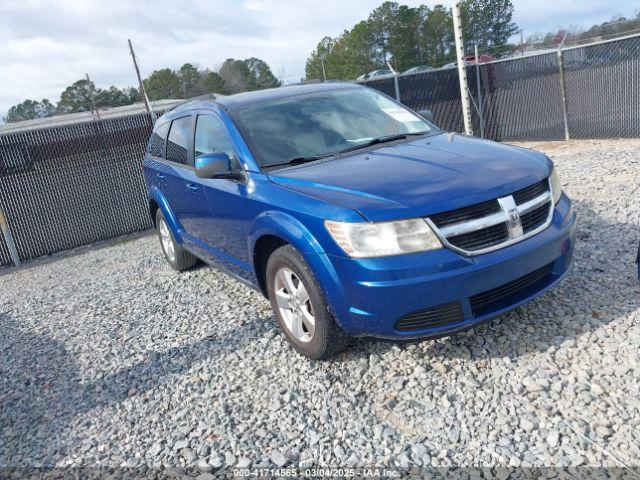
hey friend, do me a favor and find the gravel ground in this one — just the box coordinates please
[1,139,639,474]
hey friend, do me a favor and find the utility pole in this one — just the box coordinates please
[85,73,101,121]
[128,39,156,124]
[452,2,473,136]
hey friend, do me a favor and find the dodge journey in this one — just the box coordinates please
[143,83,576,359]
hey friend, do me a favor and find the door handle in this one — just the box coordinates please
[185,183,199,191]
[156,173,165,180]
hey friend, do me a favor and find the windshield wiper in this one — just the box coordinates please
[334,131,431,155]
[263,131,432,170]
[262,154,328,170]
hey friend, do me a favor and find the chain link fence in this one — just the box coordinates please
[0,33,638,267]
[0,112,159,267]
[563,34,640,138]
[360,33,640,142]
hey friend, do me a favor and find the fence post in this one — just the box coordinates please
[557,49,570,141]
[393,73,401,102]
[452,2,473,135]
[474,44,485,138]
[0,208,20,267]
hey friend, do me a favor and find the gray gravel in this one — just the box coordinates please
[1,139,639,472]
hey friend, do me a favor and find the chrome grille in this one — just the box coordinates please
[512,179,548,204]
[427,178,553,255]
[429,198,500,228]
[447,222,508,251]
[521,202,551,233]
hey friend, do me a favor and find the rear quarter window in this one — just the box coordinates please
[147,122,169,158]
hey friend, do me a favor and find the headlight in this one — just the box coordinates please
[550,167,563,205]
[324,218,442,258]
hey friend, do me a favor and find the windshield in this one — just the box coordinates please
[229,87,436,168]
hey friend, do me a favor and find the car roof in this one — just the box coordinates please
[165,82,360,118]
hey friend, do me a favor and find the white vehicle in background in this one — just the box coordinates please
[357,69,394,81]
[402,65,435,75]
[441,54,494,70]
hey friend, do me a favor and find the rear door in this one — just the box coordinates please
[144,121,170,191]
[162,115,196,234]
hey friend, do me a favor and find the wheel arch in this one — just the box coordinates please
[249,211,328,297]
[147,186,183,242]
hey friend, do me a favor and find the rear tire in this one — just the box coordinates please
[156,209,198,271]
[266,244,350,359]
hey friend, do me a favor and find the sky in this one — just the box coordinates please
[0,0,638,117]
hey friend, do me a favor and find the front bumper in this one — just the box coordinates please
[318,194,576,338]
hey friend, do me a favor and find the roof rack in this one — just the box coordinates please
[166,93,220,112]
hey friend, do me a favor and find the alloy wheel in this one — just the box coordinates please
[273,267,315,343]
[158,219,176,263]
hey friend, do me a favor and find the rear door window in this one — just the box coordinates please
[166,116,193,165]
[147,121,169,158]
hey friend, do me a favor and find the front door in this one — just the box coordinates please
[187,113,255,277]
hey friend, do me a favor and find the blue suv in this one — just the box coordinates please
[144,83,576,359]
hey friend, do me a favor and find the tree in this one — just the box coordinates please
[392,4,422,70]
[345,21,379,74]
[178,63,202,98]
[244,58,280,90]
[95,86,139,108]
[4,56,279,122]
[304,0,520,79]
[57,79,96,113]
[143,68,181,100]
[420,5,453,66]
[199,70,226,94]
[459,0,519,52]
[306,36,337,80]
[219,59,252,94]
[5,99,56,122]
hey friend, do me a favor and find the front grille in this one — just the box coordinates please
[395,301,465,332]
[447,223,509,251]
[470,263,553,314]
[513,179,549,205]
[521,202,551,233]
[427,178,552,255]
[430,199,500,228]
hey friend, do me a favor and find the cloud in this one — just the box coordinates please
[512,0,637,34]
[0,0,638,115]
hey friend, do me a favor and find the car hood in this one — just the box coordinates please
[267,133,551,222]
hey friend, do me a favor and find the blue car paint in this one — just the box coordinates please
[323,196,575,337]
[144,83,576,339]
[267,134,552,222]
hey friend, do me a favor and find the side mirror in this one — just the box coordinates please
[417,109,434,123]
[195,152,243,180]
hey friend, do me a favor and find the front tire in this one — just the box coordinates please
[156,209,197,271]
[266,245,350,359]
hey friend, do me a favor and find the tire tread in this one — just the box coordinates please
[266,244,350,359]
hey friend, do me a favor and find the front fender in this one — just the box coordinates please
[248,210,325,256]
[248,211,351,330]
[148,185,184,243]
